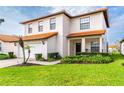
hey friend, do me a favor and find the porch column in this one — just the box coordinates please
[100,37,103,52]
[68,39,70,56]
[81,38,85,52]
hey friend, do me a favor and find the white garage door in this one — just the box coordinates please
[20,43,42,59]
[27,43,42,58]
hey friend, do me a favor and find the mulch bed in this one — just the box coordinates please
[9,63,42,67]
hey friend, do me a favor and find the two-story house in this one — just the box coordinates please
[15,8,109,59]
[18,8,109,59]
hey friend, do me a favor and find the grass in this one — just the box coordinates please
[0,54,124,86]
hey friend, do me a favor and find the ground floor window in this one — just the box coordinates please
[91,42,99,52]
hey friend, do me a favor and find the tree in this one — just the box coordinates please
[0,19,4,25]
[25,45,32,63]
[18,36,31,64]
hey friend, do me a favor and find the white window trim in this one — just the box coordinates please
[38,21,43,32]
[50,17,56,30]
[28,24,33,34]
[80,17,90,30]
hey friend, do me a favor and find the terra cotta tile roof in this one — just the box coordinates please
[22,32,58,41]
[0,34,18,42]
[0,32,58,42]
[67,30,106,38]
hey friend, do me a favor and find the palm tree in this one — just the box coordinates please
[18,36,26,64]
[18,36,31,64]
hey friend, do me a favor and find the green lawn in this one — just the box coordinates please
[0,54,124,86]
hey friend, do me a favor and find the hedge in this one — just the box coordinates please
[61,53,114,64]
[0,54,10,60]
[77,52,110,56]
[48,52,61,59]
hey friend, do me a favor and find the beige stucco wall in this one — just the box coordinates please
[70,12,106,33]
[0,41,18,56]
[63,14,70,56]
[0,40,4,53]
[47,36,57,53]
[24,14,64,36]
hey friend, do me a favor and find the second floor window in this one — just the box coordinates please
[50,18,56,30]
[38,21,43,32]
[80,17,90,30]
[0,43,2,51]
[28,24,33,34]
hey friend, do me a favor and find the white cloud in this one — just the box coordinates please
[49,6,105,16]
[0,7,29,36]
[107,12,124,44]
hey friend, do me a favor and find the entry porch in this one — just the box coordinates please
[68,36,106,56]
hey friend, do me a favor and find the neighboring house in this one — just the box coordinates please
[0,34,18,56]
[120,39,124,55]
[108,45,119,53]
[0,8,110,59]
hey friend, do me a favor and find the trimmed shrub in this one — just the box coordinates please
[61,53,114,64]
[48,52,61,59]
[77,52,110,56]
[8,52,16,58]
[0,53,10,60]
[35,54,44,61]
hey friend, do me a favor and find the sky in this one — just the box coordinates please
[0,6,124,45]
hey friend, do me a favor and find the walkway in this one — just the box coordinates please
[0,58,60,68]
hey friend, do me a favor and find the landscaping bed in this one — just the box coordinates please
[35,52,61,62]
[0,54,10,60]
[0,53,16,60]
[61,53,114,64]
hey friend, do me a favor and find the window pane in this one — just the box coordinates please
[50,23,55,30]
[28,24,32,33]
[80,17,90,30]
[80,17,90,23]
[39,21,43,32]
[91,42,99,52]
[80,23,90,30]
[50,18,56,23]
[39,26,43,32]
[50,18,56,30]
[39,21,43,26]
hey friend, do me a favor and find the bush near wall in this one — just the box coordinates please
[61,53,114,64]
[35,54,45,61]
[8,52,16,58]
[48,52,61,62]
[77,52,110,56]
[0,54,10,60]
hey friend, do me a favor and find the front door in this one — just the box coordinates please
[76,43,81,55]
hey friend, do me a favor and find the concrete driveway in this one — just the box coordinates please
[0,59,22,68]
[0,59,60,68]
